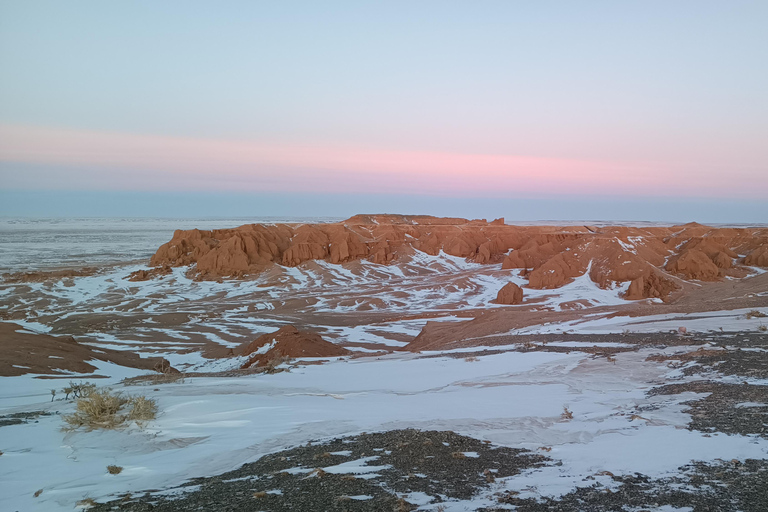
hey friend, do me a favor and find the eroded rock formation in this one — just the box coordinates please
[495,282,524,304]
[147,215,768,302]
[240,325,350,369]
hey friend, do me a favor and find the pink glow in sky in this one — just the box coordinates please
[1,124,761,199]
[1,2,767,221]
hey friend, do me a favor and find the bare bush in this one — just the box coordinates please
[62,381,96,400]
[263,355,292,374]
[63,389,157,431]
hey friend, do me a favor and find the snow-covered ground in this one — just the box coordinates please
[0,251,642,365]
[502,307,768,336]
[2,228,767,511]
[1,343,766,511]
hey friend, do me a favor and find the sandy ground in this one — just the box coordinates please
[0,322,169,377]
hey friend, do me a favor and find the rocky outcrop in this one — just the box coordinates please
[665,250,721,281]
[145,215,768,302]
[745,246,768,267]
[240,325,350,369]
[624,273,679,301]
[495,282,523,304]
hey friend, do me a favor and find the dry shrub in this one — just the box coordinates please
[395,497,415,512]
[263,355,292,374]
[107,465,123,475]
[63,381,96,400]
[148,371,186,385]
[63,389,157,431]
[76,497,97,508]
[122,371,186,386]
[126,395,158,423]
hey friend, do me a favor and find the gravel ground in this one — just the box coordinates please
[85,331,768,511]
[650,381,768,438]
[647,331,768,438]
[90,429,546,511]
[485,458,768,512]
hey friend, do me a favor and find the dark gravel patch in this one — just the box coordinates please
[681,347,768,379]
[89,429,547,511]
[650,381,768,437]
[0,410,51,428]
[485,458,768,512]
[429,331,767,361]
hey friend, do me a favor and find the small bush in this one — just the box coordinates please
[107,465,123,475]
[63,389,157,431]
[121,371,186,386]
[263,355,292,374]
[76,497,97,509]
[126,396,158,423]
[63,381,96,400]
[395,497,414,512]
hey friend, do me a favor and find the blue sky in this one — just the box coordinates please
[1,1,766,220]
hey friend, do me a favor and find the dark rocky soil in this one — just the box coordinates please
[90,429,546,511]
[486,458,768,512]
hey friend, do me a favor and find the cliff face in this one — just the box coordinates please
[148,215,768,301]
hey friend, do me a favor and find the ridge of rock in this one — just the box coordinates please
[240,325,350,369]
[147,215,768,301]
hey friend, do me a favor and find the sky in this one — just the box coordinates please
[0,1,766,222]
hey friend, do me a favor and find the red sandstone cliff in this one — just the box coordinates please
[147,215,768,302]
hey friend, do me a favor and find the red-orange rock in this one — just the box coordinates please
[240,325,350,369]
[495,282,524,304]
[624,273,679,301]
[146,215,768,298]
[665,250,720,281]
[745,246,768,267]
